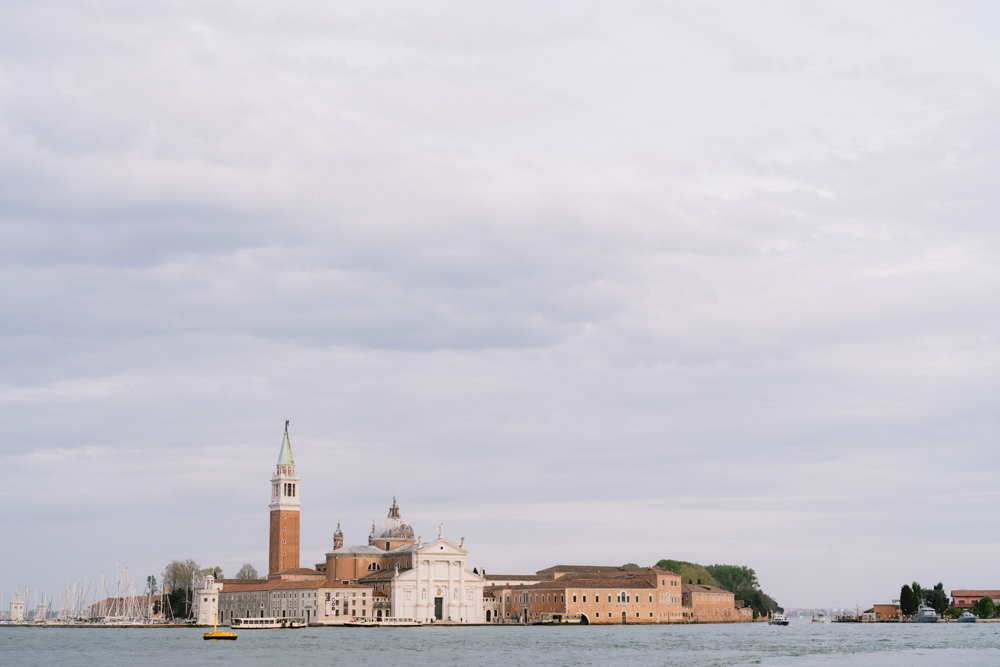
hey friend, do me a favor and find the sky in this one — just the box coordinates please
[1,0,999,611]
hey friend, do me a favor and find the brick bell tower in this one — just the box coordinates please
[269,420,301,576]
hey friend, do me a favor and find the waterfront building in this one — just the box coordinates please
[951,590,1000,610]
[488,566,688,624]
[681,583,737,622]
[227,423,485,624]
[216,579,372,624]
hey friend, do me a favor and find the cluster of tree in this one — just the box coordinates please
[161,560,227,618]
[652,560,716,587]
[972,596,997,618]
[899,582,948,616]
[235,563,265,580]
[642,560,779,620]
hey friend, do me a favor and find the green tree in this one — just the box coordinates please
[622,563,640,568]
[930,583,948,614]
[654,560,716,587]
[900,585,916,616]
[911,582,923,607]
[198,566,224,580]
[706,565,759,598]
[146,575,158,596]
[973,596,996,618]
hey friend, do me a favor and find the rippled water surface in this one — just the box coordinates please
[3,620,999,666]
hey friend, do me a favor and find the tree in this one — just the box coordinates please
[654,560,716,587]
[235,563,262,580]
[146,575,158,596]
[163,559,200,619]
[900,585,916,616]
[973,596,996,619]
[911,582,923,608]
[929,583,948,615]
[622,563,640,568]
[706,565,759,598]
[198,566,224,580]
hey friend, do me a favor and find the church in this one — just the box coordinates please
[265,422,486,623]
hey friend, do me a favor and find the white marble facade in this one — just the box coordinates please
[389,535,485,623]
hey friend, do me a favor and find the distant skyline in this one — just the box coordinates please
[2,1,999,610]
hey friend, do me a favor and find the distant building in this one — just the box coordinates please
[951,590,1000,609]
[872,604,901,619]
[192,575,222,625]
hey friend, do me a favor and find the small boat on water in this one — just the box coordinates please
[812,613,825,623]
[911,604,939,623]
[958,611,977,623]
[231,617,306,629]
[769,612,789,626]
[204,614,237,640]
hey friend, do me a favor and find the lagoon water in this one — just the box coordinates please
[3,619,999,666]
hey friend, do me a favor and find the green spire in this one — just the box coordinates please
[277,420,294,466]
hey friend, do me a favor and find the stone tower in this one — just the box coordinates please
[269,420,301,576]
[333,522,344,550]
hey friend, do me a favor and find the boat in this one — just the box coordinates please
[230,617,306,629]
[911,604,939,623]
[344,616,423,627]
[203,614,237,640]
[769,612,789,626]
[812,613,825,623]
[539,612,584,625]
[958,611,977,623]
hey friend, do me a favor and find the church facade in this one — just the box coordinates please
[265,423,486,623]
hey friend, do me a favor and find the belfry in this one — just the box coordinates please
[268,420,301,575]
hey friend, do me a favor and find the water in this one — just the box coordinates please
[2,619,999,666]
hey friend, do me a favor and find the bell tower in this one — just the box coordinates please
[269,420,301,576]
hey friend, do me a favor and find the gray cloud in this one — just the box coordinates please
[2,1,999,609]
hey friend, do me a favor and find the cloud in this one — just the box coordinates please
[1,0,999,608]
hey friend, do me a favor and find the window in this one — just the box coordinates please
[573,595,577,603]
[608,595,612,603]
[649,595,653,603]
[583,595,587,602]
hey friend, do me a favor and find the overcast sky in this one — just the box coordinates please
[2,0,999,611]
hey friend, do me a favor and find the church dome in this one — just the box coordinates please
[371,498,414,542]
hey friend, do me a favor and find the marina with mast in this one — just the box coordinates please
[1,564,187,627]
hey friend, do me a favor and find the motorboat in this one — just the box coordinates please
[769,612,789,626]
[911,604,939,623]
[958,611,977,623]
[812,613,825,623]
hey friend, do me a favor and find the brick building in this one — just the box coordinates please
[681,584,738,622]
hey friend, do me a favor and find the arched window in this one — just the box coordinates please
[367,563,381,571]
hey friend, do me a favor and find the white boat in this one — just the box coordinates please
[958,611,977,623]
[230,617,306,629]
[812,613,825,623]
[911,604,939,623]
[344,616,423,627]
[769,612,789,626]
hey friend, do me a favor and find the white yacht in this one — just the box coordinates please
[958,611,977,623]
[769,612,789,626]
[812,613,825,623]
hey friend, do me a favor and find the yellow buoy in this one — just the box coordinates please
[204,613,238,640]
